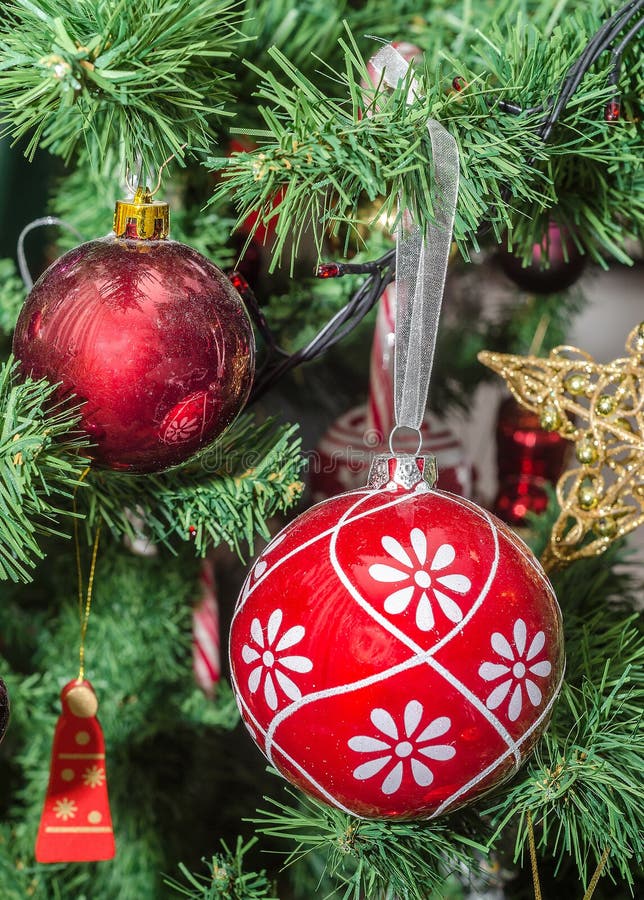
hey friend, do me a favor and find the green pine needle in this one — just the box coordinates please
[211,15,641,270]
[166,837,278,899]
[0,259,26,337]
[0,0,243,172]
[80,414,305,559]
[0,359,90,582]
[251,781,487,900]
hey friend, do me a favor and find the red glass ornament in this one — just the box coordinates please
[0,678,8,744]
[493,397,570,526]
[13,236,254,473]
[498,222,585,294]
[230,456,564,820]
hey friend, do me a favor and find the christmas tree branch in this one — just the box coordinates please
[0,260,26,338]
[0,359,89,582]
[212,9,641,269]
[166,836,278,899]
[487,668,643,889]
[484,537,644,889]
[80,415,305,559]
[250,783,488,900]
[0,0,243,172]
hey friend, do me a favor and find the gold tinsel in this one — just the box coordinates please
[479,322,644,570]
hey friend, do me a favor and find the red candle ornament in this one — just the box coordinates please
[35,680,115,863]
[230,455,564,820]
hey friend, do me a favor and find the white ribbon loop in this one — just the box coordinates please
[369,45,460,434]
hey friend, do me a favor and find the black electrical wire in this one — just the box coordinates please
[238,249,396,403]
[539,0,643,141]
[241,0,642,403]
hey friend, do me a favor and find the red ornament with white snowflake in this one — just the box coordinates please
[230,455,564,819]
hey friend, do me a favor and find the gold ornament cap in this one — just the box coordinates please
[113,186,169,240]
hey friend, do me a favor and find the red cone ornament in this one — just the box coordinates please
[13,188,255,473]
[230,455,564,820]
[35,680,115,863]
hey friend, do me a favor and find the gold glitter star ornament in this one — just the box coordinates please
[479,323,644,569]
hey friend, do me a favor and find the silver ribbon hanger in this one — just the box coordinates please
[368,46,460,453]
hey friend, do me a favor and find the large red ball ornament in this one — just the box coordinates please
[230,456,564,820]
[13,191,254,473]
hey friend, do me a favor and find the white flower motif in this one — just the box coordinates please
[368,529,472,631]
[164,415,200,443]
[242,609,313,711]
[348,700,456,795]
[479,619,552,722]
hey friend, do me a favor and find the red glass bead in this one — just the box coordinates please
[317,263,342,279]
[604,100,621,122]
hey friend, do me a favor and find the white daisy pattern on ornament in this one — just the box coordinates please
[348,699,456,795]
[368,528,472,631]
[479,618,552,722]
[163,415,200,443]
[242,609,313,711]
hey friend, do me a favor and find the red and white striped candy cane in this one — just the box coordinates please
[192,558,221,695]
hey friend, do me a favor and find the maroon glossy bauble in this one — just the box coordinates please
[230,456,564,820]
[493,397,570,526]
[13,236,255,473]
[0,678,9,744]
[498,223,586,294]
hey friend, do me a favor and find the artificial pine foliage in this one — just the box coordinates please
[0,0,642,897]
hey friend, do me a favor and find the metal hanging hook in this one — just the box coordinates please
[150,144,188,197]
[17,217,84,291]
